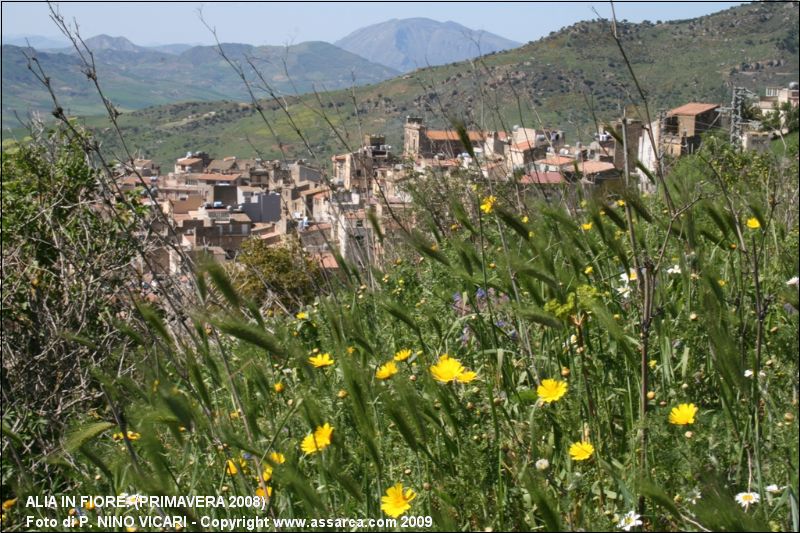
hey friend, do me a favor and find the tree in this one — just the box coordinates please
[231,236,323,309]
[1,126,140,486]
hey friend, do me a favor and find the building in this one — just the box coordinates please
[662,103,721,157]
[403,117,483,159]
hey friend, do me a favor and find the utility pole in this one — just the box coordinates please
[729,86,760,149]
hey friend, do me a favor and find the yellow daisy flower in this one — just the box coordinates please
[309,353,335,368]
[226,460,238,475]
[269,452,286,464]
[537,379,568,403]
[255,486,273,498]
[274,382,285,393]
[480,195,497,214]
[300,423,334,454]
[569,441,594,461]
[668,403,697,425]
[581,222,593,231]
[394,349,412,362]
[429,354,477,383]
[296,311,308,320]
[746,218,761,230]
[381,483,416,518]
[376,361,399,380]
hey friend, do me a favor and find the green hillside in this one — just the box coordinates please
[12,2,800,168]
[1,40,399,126]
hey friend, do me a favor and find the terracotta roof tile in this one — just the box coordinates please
[520,172,566,184]
[668,103,719,116]
[425,130,484,142]
[534,155,574,166]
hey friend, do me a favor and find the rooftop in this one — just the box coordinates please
[668,102,719,116]
[534,155,574,167]
[520,171,567,185]
[425,130,484,142]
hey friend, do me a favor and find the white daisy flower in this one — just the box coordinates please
[535,458,550,471]
[735,491,760,509]
[744,369,754,378]
[620,269,638,283]
[617,510,643,531]
[766,484,782,494]
[667,265,682,275]
[787,276,799,287]
[616,285,631,299]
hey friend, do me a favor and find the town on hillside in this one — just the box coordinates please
[115,83,798,284]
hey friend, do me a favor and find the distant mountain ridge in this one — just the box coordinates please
[64,1,798,170]
[335,18,521,72]
[1,38,399,124]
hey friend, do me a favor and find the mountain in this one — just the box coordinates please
[335,18,521,72]
[1,39,399,124]
[144,43,197,55]
[77,34,143,53]
[10,2,799,170]
[1,34,70,49]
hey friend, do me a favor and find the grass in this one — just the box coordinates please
[3,134,797,531]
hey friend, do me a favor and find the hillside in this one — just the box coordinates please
[20,2,800,168]
[1,39,399,125]
[335,18,521,72]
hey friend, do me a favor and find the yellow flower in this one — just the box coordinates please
[456,370,477,383]
[381,483,416,518]
[746,218,761,230]
[376,361,399,380]
[230,410,240,420]
[649,359,658,370]
[569,441,595,461]
[430,354,477,383]
[226,460,238,475]
[346,346,356,355]
[261,466,273,482]
[309,353,335,368]
[84,500,95,510]
[255,486,273,498]
[617,199,626,207]
[718,279,726,287]
[296,311,308,320]
[584,266,594,275]
[2,499,17,511]
[337,389,349,399]
[300,423,334,454]
[269,452,286,464]
[521,215,529,223]
[669,403,697,425]
[480,195,497,214]
[537,379,568,403]
[581,222,593,231]
[112,431,141,442]
[274,382,285,393]
[394,349,412,362]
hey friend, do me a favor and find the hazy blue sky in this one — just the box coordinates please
[3,2,745,46]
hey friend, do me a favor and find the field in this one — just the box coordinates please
[3,127,798,531]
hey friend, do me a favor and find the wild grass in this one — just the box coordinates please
[4,135,797,531]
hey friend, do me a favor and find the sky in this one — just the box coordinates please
[2,1,745,47]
